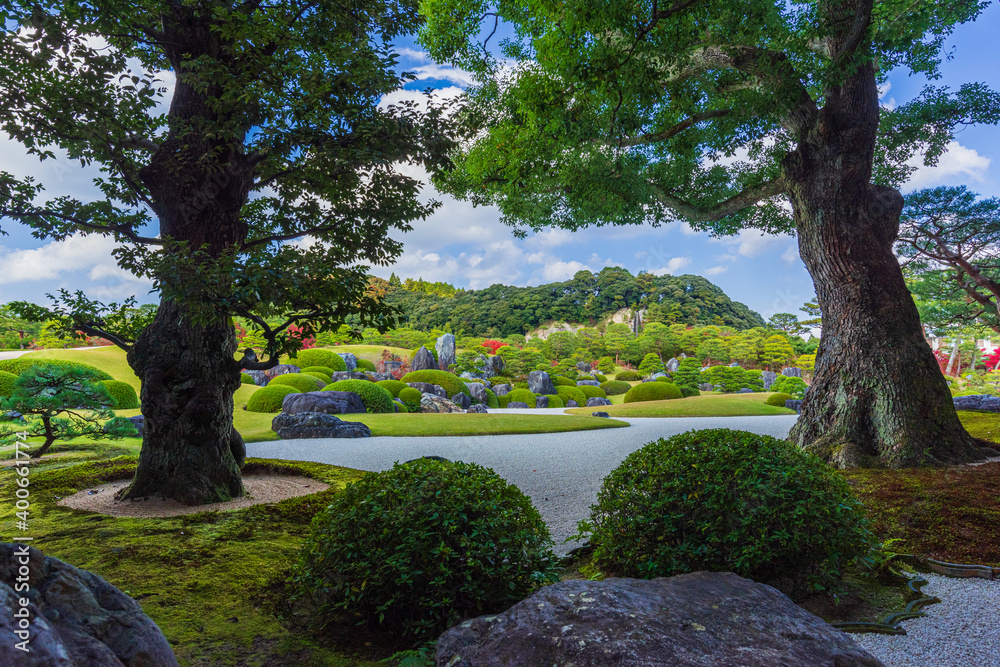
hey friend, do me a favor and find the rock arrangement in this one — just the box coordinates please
[762,370,778,390]
[408,382,447,398]
[435,334,456,369]
[586,397,612,407]
[337,352,357,371]
[420,394,465,413]
[0,543,179,667]
[263,363,300,381]
[271,412,371,438]
[467,383,489,404]
[527,370,556,395]
[782,367,803,377]
[576,379,600,387]
[435,572,883,667]
[411,346,437,372]
[281,391,365,415]
[450,393,471,410]
[953,394,1000,412]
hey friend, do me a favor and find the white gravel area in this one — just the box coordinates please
[852,573,1000,667]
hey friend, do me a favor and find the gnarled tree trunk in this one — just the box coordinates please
[784,60,985,468]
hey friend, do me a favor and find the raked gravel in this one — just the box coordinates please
[851,573,1000,667]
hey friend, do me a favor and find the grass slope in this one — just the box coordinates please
[565,392,797,417]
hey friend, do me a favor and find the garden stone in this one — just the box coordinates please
[337,352,357,371]
[651,372,667,379]
[492,383,511,397]
[393,399,405,413]
[411,346,437,372]
[576,379,600,387]
[2,411,26,423]
[460,371,479,381]
[785,399,803,413]
[641,378,658,383]
[738,388,754,393]
[451,392,471,410]
[535,395,550,408]
[127,415,144,439]
[575,361,592,373]
[435,573,883,667]
[281,391,365,415]
[782,367,803,377]
[271,412,371,438]
[0,543,179,667]
[329,371,369,381]
[244,370,268,386]
[366,372,394,382]
[566,399,579,407]
[408,382,448,398]
[467,383,489,405]
[729,361,741,367]
[488,355,506,374]
[420,395,465,414]
[435,334,456,369]
[586,397,612,407]
[591,411,610,418]
[953,394,1000,412]
[506,401,529,409]
[264,363,300,381]
[466,404,488,414]
[665,357,680,372]
[699,383,715,391]
[477,354,496,378]
[714,384,723,391]
[528,370,556,395]
[761,370,778,390]
[383,359,403,375]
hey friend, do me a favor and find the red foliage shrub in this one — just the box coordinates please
[482,339,508,355]
[287,324,315,350]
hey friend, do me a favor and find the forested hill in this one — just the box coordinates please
[373,267,765,337]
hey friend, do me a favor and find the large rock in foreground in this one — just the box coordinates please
[436,333,456,370]
[0,543,178,666]
[436,572,882,667]
[271,412,371,438]
[282,391,365,415]
[411,346,437,372]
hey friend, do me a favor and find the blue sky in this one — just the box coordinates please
[2,5,1000,323]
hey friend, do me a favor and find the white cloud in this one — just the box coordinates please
[878,82,896,111]
[396,48,477,86]
[713,229,793,258]
[781,244,800,264]
[703,265,728,276]
[540,259,589,282]
[650,256,691,276]
[904,141,991,190]
[526,227,576,248]
[716,253,738,262]
[0,235,121,283]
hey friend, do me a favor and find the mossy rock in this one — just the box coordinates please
[269,373,324,393]
[246,384,300,413]
[98,380,139,409]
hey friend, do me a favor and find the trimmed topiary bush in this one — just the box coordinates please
[498,395,510,408]
[398,387,422,412]
[376,379,409,397]
[505,388,537,406]
[98,380,139,409]
[247,385,300,413]
[578,385,607,400]
[0,358,111,380]
[545,394,565,409]
[593,373,607,383]
[302,365,336,376]
[615,370,642,381]
[0,371,17,397]
[654,375,673,383]
[680,386,701,398]
[325,379,395,413]
[601,380,631,396]
[765,392,795,406]
[700,365,748,393]
[399,370,470,397]
[769,375,808,399]
[301,371,331,386]
[552,376,576,387]
[290,349,347,372]
[269,373,324,393]
[558,386,587,407]
[484,387,499,409]
[356,358,376,372]
[623,382,682,403]
[673,357,703,391]
[583,429,871,597]
[240,372,257,385]
[290,459,558,636]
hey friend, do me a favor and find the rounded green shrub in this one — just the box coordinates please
[558,386,587,406]
[484,387,499,409]
[623,382,682,403]
[579,385,607,400]
[301,371,331,386]
[399,370,470,397]
[356,358,376,372]
[376,379,409,397]
[247,384,300,413]
[600,380,631,396]
[290,349,347,372]
[615,370,642,381]
[654,375,672,383]
[240,372,257,385]
[0,371,18,397]
[497,395,510,408]
[544,394,565,409]
[98,380,139,409]
[585,429,871,597]
[765,392,795,407]
[269,373,324,393]
[505,388,537,406]
[680,386,701,398]
[398,387,422,412]
[0,358,111,380]
[552,376,576,387]
[769,375,808,399]
[593,373,607,383]
[302,365,336,376]
[325,379,395,413]
[291,459,557,636]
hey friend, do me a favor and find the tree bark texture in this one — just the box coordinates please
[120,299,245,503]
[784,60,985,468]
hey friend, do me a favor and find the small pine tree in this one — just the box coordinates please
[597,356,615,373]
[674,358,703,390]
[638,353,664,377]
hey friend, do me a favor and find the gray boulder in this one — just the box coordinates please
[738,388,754,393]
[591,411,610,418]
[586,397,612,407]
[466,404,488,414]
[383,359,403,375]
[329,370,369,381]
[467,383,489,405]
[782,367,803,377]
[408,382,448,398]
[281,391,365,415]
[244,370,268,386]
[488,354,506,375]
[535,396,550,408]
[761,370,778,390]
[576,379,600,387]
[0,543,179,667]
[435,572,883,667]
[366,372,395,382]
[506,401,529,409]
[264,363,300,381]
[420,395,465,414]
[953,394,1000,412]
[575,361,592,373]
[411,346,437,371]
[729,361,742,367]
[785,399,804,413]
[527,370,556,395]
[337,352,357,371]
[271,412,371,438]
[492,383,511,397]
[698,383,715,392]
[665,357,680,372]
[566,400,579,408]
[127,415,144,439]
[451,392,471,410]
[436,334,457,370]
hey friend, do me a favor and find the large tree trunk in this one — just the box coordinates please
[784,58,984,468]
[119,299,245,504]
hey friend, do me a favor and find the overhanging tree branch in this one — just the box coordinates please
[650,178,788,223]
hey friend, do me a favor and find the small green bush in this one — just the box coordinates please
[545,394,565,408]
[769,375,808,399]
[484,387,499,409]
[325,379,395,413]
[601,380,631,396]
[506,388,537,406]
[376,379,409,397]
[269,373,324,393]
[593,373,607,383]
[558,386,587,406]
[394,400,407,413]
[301,371,331,386]
[654,375,672,383]
[623,382,682,403]
[498,395,510,408]
[673,358,703,390]
[0,371,17,397]
[247,385,300,413]
[290,349,347,372]
[615,370,642,381]
[680,386,700,398]
[765,392,795,407]
[302,365,336,376]
[597,356,615,373]
[356,359,376,372]
[240,372,257,385]
[398,387,422,412]
[579,385,607,400]
[290,459,557,636]
[98,380,139,409]
[399,370,469,397]
[552,376,576,387]
[0,358,111,380]
[584,429,871,598]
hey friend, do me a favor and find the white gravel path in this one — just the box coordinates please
[852,573,1000,667]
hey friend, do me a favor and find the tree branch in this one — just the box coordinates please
[650,178,787,223]
[0,208,162,246]
[611,110,730,147]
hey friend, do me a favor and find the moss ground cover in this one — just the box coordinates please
[566,392,797,417]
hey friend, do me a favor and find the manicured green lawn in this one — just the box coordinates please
[17,347,142,392]
[566,392,797,417]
